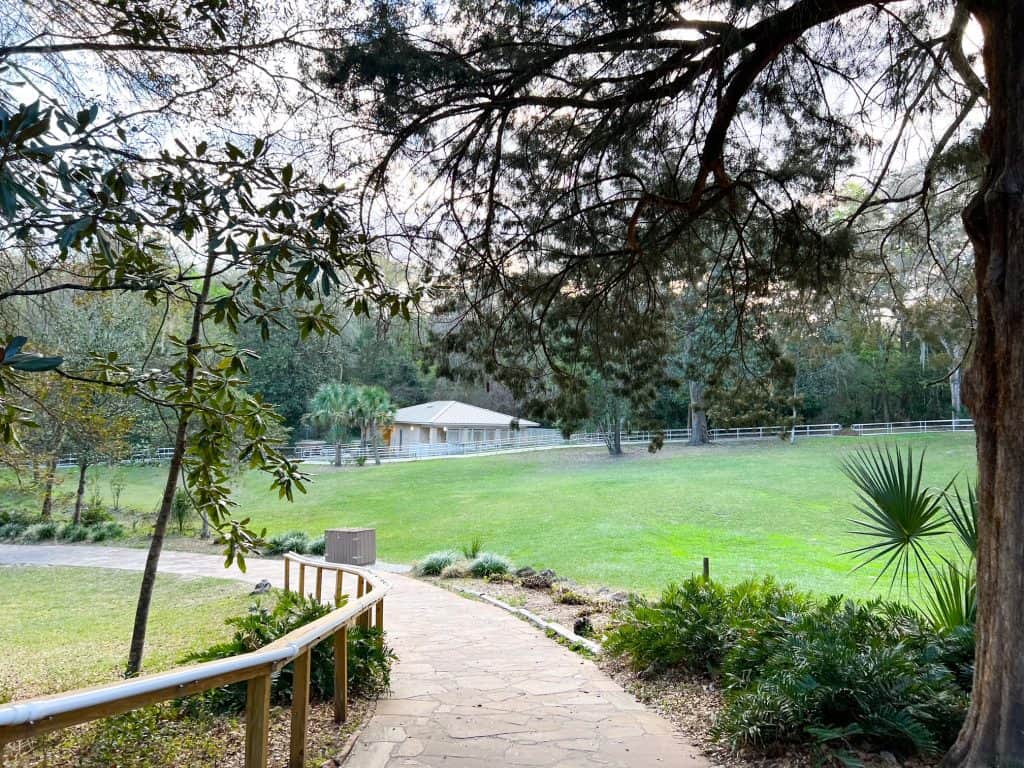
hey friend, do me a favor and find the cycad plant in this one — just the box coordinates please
[841,445,977,632]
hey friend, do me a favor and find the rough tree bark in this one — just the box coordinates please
[947,2,1024,765]
[688,380,709,445]
[126,247,217,677]
[72,458,87,524]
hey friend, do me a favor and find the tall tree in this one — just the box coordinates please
[327,2,1019,762]
[1,1,413,676]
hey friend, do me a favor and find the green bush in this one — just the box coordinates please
[604,576,810,674]
[307,536,326,556]
[414,550,459,576]
[182,591,395,715]
[605,576,969,758]
[715,597,968,757]
[0,522,27,540]
[19,521,58,542]
[57,522,90,542]
[469,552,512,578]
[89,521,125,542]
[264,530,312,556]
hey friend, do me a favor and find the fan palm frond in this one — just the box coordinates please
[944,481,978,558]
[840,445,949,593]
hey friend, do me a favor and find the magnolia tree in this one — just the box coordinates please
[0,0,414,675]
[325,1,1018,763]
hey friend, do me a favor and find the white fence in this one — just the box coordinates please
[56,419,975,468]
[272,422,843,465]
[850,418,974,436]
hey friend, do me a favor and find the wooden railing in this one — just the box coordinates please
[0,553,388,768]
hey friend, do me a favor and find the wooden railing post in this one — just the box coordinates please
[334,571,343,607]
[298,563,306,597]
[245,673,272,768]
[289,650,311,768]
[375,598,384,635]
[283,556,290,593]
[315,567,324,602]
[333,626,348,723]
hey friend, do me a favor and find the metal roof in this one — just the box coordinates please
[393,401,539,428]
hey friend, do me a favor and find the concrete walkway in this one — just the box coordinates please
[0,544,708,768]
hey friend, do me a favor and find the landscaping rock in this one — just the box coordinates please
[521,568,557,589]
[514,566,537,578]
[607,590,629,604]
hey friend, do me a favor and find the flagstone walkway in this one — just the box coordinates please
[0,544,709,768]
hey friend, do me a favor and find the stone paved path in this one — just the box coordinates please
[0,544,708,768]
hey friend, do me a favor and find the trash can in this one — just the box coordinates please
[324,528,376,566]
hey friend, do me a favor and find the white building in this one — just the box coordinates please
[387,401,539,447]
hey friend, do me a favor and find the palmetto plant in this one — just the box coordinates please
[841,445,977,632]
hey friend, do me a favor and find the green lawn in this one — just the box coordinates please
[85,433,975,597]
[0,567,253,698]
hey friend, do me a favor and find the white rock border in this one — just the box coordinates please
[454,586,603,655]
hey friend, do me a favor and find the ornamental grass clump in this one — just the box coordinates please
[414,550,459,576]
[469,552,512,578]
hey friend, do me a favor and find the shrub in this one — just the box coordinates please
[414,550,459,576]
[264,530,312,556]
[182,591,395,715]
[0,522,27,540]
[469,552,512,578]
[57,522,90,542]
[307,536,326,556]
[715,597,968,757]
[604,576,810,674]
[19,521,58,542]
[89,521,125,542]
[171,489,194,535]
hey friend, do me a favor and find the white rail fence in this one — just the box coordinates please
[849,418,974,435]
[56,418,974,468]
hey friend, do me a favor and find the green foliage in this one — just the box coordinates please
[460,535,483,559]
[919,563,976,634]
[0,521,27,539]
[414,550,459,576]
[183,591,394,715]
[715,597,968,757]
[57,522,89,542]
[19,521,58,541]
[608,575,970,757]
[604,577,811,674]
[468,552,512,578]
[308,536,326,556]
[171,489,194,536]
[263,530,313,556]
[841,446,949,591]
[843,445,978,634]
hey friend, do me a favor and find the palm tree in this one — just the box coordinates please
[306,382,353,466]
[841,444,978,632]
[354,386,395,465]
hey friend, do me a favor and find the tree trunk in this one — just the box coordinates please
[334,441,342,467]
[946,5,1024,765]
[72,459,87,524]
[945,342,965,419]
[199,509,211,540]
[40,455,58,521]
[371,419,382,465]
[126,246,217,678]
[688,380,709,445]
